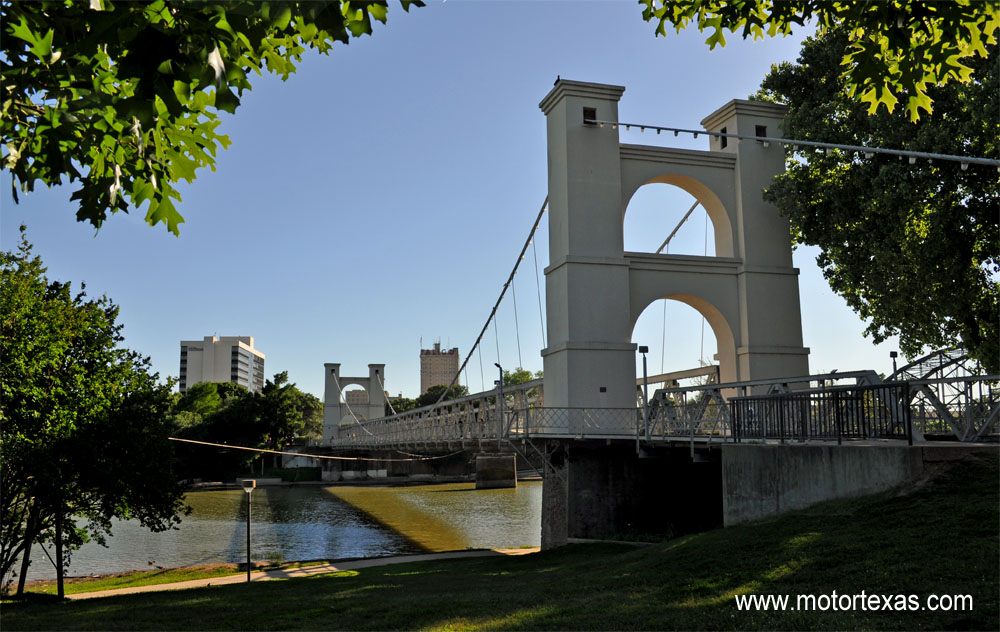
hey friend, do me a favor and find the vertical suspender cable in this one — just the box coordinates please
[477,345,485,392]
[511,277,523,369]
[699,211,708,363]
[532,238,546,349]
[431,197,548,408]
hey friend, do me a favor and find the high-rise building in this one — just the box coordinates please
[420,342,459,394]
[179,335,265,394]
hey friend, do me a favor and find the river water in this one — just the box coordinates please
[22,481,542,581]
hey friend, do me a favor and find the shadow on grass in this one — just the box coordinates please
[4,456,997,631]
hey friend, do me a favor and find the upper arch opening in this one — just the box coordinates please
[622,175,735,257]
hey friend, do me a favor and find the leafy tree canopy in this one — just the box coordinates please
[502,367,542,387]
[1,227,186,595]
[415,384,469,409]
[1,0,422,234]
[757,30,998,372]
[638,0,998,121]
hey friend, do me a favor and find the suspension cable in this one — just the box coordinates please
[375,371,396,416]
[477,344,485,392]
[511,276,523,369]
[431,196,549,408]
[586,118,1000,170]
[531,236,546,349]
[331,372,374,436]
[169,437,465,462]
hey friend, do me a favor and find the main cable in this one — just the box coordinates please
[169,437,465,462]
[430,196,549,408]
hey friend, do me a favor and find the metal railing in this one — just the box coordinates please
[730,382,913,444]
[507,407,641,438]
[330,368,997,449]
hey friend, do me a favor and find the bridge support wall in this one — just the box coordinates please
[721,443,997,525]
[541,442,722,549]
[475,454,517,489]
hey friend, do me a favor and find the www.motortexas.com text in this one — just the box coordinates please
[734,591,973,612]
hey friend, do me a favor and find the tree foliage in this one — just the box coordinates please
[415,384,469,409]
[638,0,999,121]
[1,0,422,234]
[0,228,186,595]
[171,373,322,478]
[502,367,542,387]
[757,30,999,372]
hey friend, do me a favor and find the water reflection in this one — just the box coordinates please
[22,481,541,581]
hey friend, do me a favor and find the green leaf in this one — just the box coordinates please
[214,88,240,114]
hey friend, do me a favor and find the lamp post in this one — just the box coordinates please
[638,346,650,441]
[241,479,256,582]
[890,351,898,376]
[494,363,504,446]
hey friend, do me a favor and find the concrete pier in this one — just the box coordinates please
[475,454,517,489]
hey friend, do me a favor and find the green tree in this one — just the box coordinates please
[0,228,186,596]
[175,381,222,417]
[638,0,998,121]
[502,367,542,386]
[1,0,423,234]
[415,384,469,409]
[385,395,417,416]
[294,389,323,437]
[756,30,999,372]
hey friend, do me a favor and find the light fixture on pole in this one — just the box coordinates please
[638,346,650,441]
[890,351,898,375]
[494,363,504,446]
[241,479,256,582]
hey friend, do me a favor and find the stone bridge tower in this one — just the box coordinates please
[322,363,387,444]
[539,79,809,409]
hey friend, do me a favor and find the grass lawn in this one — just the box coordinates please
[4,454,997,630]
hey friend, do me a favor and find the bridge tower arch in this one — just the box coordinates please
[322,363,387,444]
[539,79,809,407]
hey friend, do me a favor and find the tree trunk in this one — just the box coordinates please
[15,502,38,597]
[54,502,63,599]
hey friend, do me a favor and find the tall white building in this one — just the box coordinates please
[179,336,265,394]
[420,342,459,394]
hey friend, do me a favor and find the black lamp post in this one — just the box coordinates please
[242,479,256,582]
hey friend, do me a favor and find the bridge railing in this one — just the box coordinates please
[508,407,640,438]
[730,382,913,444]
[332,379,543,448]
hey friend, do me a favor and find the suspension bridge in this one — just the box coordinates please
[310,80,999,547]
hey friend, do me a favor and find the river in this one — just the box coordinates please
[20,481,542,581]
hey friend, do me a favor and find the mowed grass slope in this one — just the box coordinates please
[5,454,997,631]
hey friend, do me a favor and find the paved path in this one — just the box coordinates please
[65,548,539,601]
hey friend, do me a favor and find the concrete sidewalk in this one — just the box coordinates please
[66,548,539,601]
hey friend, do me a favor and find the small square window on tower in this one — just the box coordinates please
[755,124,767,138]
[583,107,597,125]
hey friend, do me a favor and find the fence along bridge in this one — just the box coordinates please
[331,349,998,450]
[319,80,997,547]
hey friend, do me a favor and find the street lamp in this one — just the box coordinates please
[638,346,650,441]
[241,479,256,582]
[890,351,899,375]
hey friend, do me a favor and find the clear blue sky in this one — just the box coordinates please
[0,0,901,400]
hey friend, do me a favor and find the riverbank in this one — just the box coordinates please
[5,454,996,630]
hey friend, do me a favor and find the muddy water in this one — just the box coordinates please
[21,481,541,581]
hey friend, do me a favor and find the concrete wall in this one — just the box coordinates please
[475,454,517,489]
[721,443,997,525]
[541,441,723,549]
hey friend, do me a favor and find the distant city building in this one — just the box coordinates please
[344,389,369,406]
[420,342,459,394]
[179,336,265,394]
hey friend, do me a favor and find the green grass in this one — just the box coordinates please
[14,565,244,597]
[4,454,997,630]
